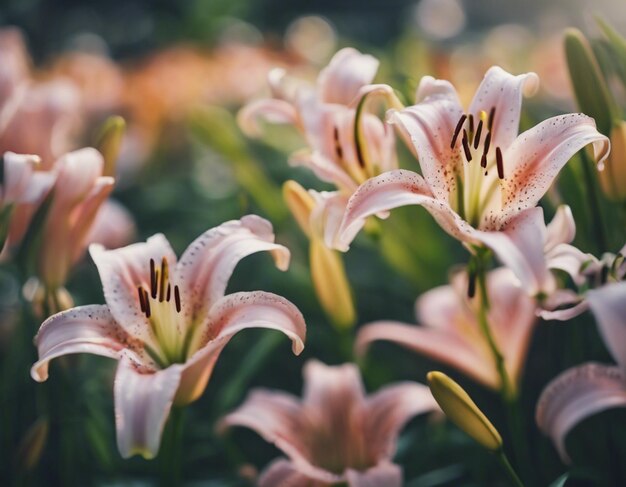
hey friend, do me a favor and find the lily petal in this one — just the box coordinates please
[587,282,626,369]
[114,357,183,459]
[546,243,592,286]
[289,150,357,193]
[536,363,626,463]
[86,199,136,251]
[174,215,290,325]
[538,290,589,321]
[31,305,150,382]
[259,459,326,487]
[501,114,609,221]
[355,322,499,389]
[468,67,539,150]
[346,462,403,487]
[388,78,463,201]
[89,234,177,346]
[544,205,576,252]
[237,98,299,137]
[336,170,474,251]
[364,382,438,462]
[317,48,379,106]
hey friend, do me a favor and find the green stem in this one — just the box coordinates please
[161,406,185,487]
[580,150,607,253]
[496,450,525,487]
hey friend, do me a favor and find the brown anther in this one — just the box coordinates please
[462,130,472,162]
[496,147,504,179]
[468,114,474,141]
[137,286,146,313]
[481,153,487,168]
[333,126,344,160]
[150,259,156,297]
[159,258,169,302]
[474,120,483,150]
[152,270,159,299]
[483,131,491,155]
[488,107,496,130]
[144,289,152,318]
[166,283,171,302]
[174,286,181,313]
[450,114,467,149]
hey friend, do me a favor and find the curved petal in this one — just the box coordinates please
[259,459,327,487]
[317,48,379,106]
[86,199,136,251]
[355,322,499,389]
[197,290,305,354]
[587,281,626,369]
[89,234,177,346]
[51,148,104,206]
[336,170,475,252]
[544,205,576,252]
[31,304,150,382]
[415,283,466,331]
[364,382,438,462]
[538,293,589,322]
[289,150,356,193]
[114,357,183,459]
[468,67,539,150]
[2,152,40,203]
[346,463,403,487]
[500,114,609,221]
[174,215,291,326]
[308,190,349,248]
[475,207,553,296]
[388,77,463,201]
[237,98,299,137]
[536,363,626,463]
[546,243,593,286]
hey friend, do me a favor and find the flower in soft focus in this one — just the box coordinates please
[31,215,306,459]
[0,152,55,250]
[219,360,438,487]
[335,67,610,297]
[35,148,114,299]
[536,280,626,463]
[283,180,355,328]
[239,47,397,194]
[356,268,536,392]
[427,371,502,451]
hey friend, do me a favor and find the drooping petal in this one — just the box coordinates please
[546,243,593,286]
[336,170,475,252]
[2,152,42,204]
[475,207,554,296]
[500,114,609,221]
[174,215,291,325]
[114,357,183,459]
[544,205,576,252]
[536,363,626,463]
[31,305,150,382]
[289,150,357,193]
[538,290,589,321]
[388,77,463,201]
[237,98,299,137]
[355,322,499,389]
[345,462,403,487]
[317,48,379,106]
[587,281,626,369]
[259,459,328,487]
[364,382,438,462]
[89,234,177,346]
[468,67,539,150]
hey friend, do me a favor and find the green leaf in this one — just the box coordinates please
[596,16,626,87]
[549,473,569,487]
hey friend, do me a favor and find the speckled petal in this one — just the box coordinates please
[31,305,151,382]
[174,215,290,326]
[536,363,626,463]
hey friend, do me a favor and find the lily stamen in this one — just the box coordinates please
[451,114,467,149]
[474,119,484,150]
[462,130,472,161]
[496,148,504,179]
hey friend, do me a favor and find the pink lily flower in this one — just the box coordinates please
[239,47,397,194]
[335,67,610,296]
[0,151,55,250]
[536,280,626,463]
[220,360,438,487]
[31,215,306,459]
[356,268,537,392]
[37,148,115,293]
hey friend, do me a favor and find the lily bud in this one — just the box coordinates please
[564,29,621,136]
[95,116,126,178]
[283,180,315,238]
[427,371,503,451]
[598,121,626,201]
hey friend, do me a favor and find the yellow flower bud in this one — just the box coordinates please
[95,116,126,178]
[598,121,626,201]
[283,180,315,238]
[427,371,503,451]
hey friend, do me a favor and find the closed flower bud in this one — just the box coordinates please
[598,121,626,201]
[95,116,126,178]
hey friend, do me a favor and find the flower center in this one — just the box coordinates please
[137,257,186,366]
[450,107,506,228]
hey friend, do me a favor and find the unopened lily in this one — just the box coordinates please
[220,360,438,487]
[239,47,397,194]
[31,215,306,459]
[0,151,55,250]
[335,67,610,296]
[536,280,626,463]
[356,268,536,392]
